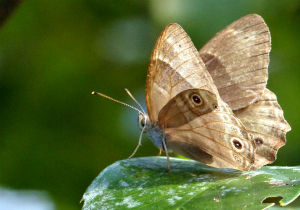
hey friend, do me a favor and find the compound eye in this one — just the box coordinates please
[139,118,145,128]
[138,113,148,133]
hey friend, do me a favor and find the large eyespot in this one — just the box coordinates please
[191,94,202,105]
[230,138,244,151]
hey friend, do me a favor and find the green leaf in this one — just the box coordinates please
[82,157,300,209]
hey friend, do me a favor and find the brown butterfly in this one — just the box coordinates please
[94,14,290,171]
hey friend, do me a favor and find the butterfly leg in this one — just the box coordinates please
[162,133,170,172]
[157,149,161,156]
[128,125,146,159]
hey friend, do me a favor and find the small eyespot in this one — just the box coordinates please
[212,103,218,109]
[178,44,182,48]
[232,139,243,150]
[255,138,263,146]
[231,126,237,131]
[191,94,202,105]
[233,140,242,149]
[222,115,228,121]
[233,154,242,163]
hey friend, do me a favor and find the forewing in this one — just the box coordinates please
[146,23,218,122]
[199,14,271,110]
[158,89,218,128]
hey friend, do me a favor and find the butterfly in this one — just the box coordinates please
[94,14,291,171]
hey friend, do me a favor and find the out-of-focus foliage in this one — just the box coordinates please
[0,1,299,209]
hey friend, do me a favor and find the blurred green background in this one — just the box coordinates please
[0,0,299,209]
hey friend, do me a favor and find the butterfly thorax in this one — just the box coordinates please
[147,123,165,149]
[138,112,164,149]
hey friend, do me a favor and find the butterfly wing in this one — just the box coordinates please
[158,88,218,128]
[234,89,291,169]
[160,89,255,171]
[199,14,290,168]
[199,14,271,110]
[146,23,218,122]
[146,23,256,171]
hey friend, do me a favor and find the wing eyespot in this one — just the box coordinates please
[191,94,203,105]
[230,138,244,151]
[233,154,242,163]
[255,137,264,146]
[212,103,218,110]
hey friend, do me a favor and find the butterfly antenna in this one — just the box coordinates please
[91,91,142,114]
[125,88,146,114]
[92,89,147,160]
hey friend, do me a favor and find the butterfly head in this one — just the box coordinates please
[138,112,150,133]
